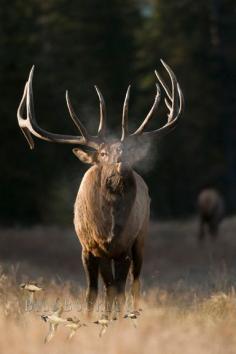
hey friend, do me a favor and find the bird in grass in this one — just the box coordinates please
[123,309,142,328]
[20,282,43,302]
[41,307,66,343]
[65,317,87,340]
[93,314,112,338]
[20,282,43,292]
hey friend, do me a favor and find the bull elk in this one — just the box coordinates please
[197,188,225,242]
[17,60,183,315]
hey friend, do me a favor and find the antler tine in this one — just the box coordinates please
[133,84,161,136]
[17,66,100,150]
[94,86,106,138]
[121,85,131,141]
[154,71,171,101]
[131,60,183,139]
[17,79,35,149]
[159,59,178,120]
[65,91,89,139]
[145,82,184,137]
[146,70,184,137]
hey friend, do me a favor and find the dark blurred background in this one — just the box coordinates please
[1,0,236,226]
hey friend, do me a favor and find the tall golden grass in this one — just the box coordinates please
[1,269,236,354]
[0,217,236,353]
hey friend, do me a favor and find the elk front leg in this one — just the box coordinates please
[82,250,99,316]
[100,258,115,316]
[114,256,131,315]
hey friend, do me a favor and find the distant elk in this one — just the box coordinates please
[17,60,183,315]
[197,189,225,242]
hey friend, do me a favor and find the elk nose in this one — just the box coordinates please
[116,162,123,174]
[117,148,124,163]
[117,155,122,163]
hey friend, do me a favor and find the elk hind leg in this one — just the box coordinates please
[209,220,219,241]
[131,240,144,310]
[198,218,206,244]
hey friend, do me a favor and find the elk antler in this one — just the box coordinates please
[121,85,131,141]
[17,66,103,150]
[18,62,183,150]
[94,86,106,138]
[121,59,183,140]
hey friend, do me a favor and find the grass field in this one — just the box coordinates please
[0,216,236,353]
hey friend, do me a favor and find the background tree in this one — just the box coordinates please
[0,0,141,224]
[0,0,235,224]
[136,0,236,217]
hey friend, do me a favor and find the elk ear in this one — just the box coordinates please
[72,148,97,165]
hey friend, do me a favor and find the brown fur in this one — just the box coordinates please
[74,165,150,258]
[74,162,150,313]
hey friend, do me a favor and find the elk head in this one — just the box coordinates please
[17,60,184,175]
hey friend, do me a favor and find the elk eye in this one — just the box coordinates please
[101,152,106,157]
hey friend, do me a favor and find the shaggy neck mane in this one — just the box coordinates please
[96,164,137,245]
[100,165,135,195]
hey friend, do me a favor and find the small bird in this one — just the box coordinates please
[65,317,87,340]
[123,310,142,328]
[20,282,43,292]
[20,282,43,302]
[93,314,111,338]
[41,307,66,343]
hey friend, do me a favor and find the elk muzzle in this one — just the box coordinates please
[116,162,130,177]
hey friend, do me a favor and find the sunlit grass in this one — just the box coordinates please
[1,217,236,353]
[0,266,236,354]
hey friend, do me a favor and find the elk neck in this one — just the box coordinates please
[96,163,137,249]
[100,163,136,197]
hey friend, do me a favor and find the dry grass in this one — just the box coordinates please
[1,217,236,353]
[1,270,236,354]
